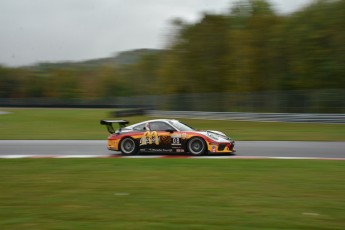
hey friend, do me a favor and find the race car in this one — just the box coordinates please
[100,119,235,155]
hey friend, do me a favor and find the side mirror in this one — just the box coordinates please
[165,129,175,133]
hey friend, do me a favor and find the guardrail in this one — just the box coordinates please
[147,110,345,124]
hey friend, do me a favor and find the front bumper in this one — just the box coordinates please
[208,141,235,153]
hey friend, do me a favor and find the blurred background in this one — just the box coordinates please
[0,0,344,113]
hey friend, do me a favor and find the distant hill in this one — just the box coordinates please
[83,48,163,66]
[33,48,164,70]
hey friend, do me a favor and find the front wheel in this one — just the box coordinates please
[119,137,138,155]
[187,137,206,155]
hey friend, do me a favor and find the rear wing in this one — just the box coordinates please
[100,120,129,134]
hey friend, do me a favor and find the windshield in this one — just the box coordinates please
[169,120,195,132]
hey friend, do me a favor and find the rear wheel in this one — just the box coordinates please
[187,137,206,155]
[119,137,138,155]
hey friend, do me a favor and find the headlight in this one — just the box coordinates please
[207,131,220,141]
[207,131,231,141]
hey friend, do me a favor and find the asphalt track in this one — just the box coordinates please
[0,140,344,159]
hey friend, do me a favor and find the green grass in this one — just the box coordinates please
[0,159,344,229]
[0,108,344,140]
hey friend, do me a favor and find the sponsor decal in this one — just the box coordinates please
[140,131,160,146]
[212,145,216,153]
[149,148,173,152]
[181,133,187,139]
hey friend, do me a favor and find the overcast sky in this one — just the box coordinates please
[0,0,312,67]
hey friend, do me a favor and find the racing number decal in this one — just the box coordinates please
[140,131,160,146]
[171,133,183,146]
[172,137,181,145]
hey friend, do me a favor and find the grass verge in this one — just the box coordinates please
[0,108,344,140]
[0,159,344,230]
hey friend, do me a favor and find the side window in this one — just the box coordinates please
[133,123,146,131]
[150,122,174,131]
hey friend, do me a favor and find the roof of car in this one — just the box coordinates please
[126,119,178,127]
[145,119,176,123]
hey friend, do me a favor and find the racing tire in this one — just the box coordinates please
[187,137,206,156]
[119,137,138,155]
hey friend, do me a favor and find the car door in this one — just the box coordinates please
[148,121,176,152]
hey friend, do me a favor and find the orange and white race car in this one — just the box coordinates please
[100,119,235,155]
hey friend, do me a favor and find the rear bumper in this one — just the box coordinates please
[107,139,120,151]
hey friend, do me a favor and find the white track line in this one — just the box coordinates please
[56,155,104,158]
[0,155,344,160]
[0,155,36,159]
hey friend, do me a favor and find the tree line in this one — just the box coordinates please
[0,0,344,100]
